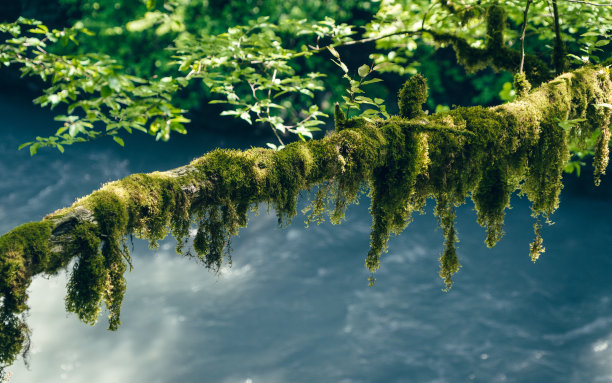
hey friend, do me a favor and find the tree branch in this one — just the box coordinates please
[520,0,533,74]
[1,65,611,370]
[564,0,612,6]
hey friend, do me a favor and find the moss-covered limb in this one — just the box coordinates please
[0,65,610,368]
[426,5,551,85]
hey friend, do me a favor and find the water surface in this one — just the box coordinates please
[1,95,611,383]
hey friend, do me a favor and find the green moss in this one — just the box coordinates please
[0,313,29,368]
[485,4,505,51]
[0,221,54,313]
[1,65,611,367]
[529,219,545,262]
[88,191,130,330]
[473,163,512,247]
[65,223,106,326]
[435,196,461,291]
[522,120,569,218]
[513,72,531,97]
[366,122,428,272]
[429,5,550,85]
[334,102,347,131]
[398,74,428,119]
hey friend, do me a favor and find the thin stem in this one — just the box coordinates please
[255,29,423,64]
[564,0,612,6]
[266,69,284,146]
[520,0,533,74]
[551,0,566,74]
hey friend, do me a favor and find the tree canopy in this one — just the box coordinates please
[0,0,611,375]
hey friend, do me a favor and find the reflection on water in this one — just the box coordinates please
[1,95,612,383]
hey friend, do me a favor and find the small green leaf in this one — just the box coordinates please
[113,136,125,146]
[595,40,610,47]
[340,62,349,74]
[357,64,370,78]
[100,85,112,98]
[361,78,383,85]
[57,144,64,153]
[30,143,40,156]
[327,46,340,59]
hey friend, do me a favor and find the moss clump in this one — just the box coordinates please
[522,120,569,218]
[0,313,30,369]
[65,223,106,325]
[367,121,428,273]
[529,219,545,262]
[90,191,129,330]
[398,74,428,119]
[473,164,512,247]
[513,72,532,97]
[334,103,347,131]
[435,196,461,291]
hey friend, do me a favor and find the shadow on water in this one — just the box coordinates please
[1,93,612,383]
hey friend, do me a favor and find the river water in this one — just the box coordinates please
[1,94,612,383]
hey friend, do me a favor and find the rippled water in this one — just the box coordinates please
[2,95,612,383]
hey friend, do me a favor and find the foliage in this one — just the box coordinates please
[0,18,189,153]
[0,0,612,375]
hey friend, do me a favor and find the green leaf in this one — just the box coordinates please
[361,78,383,85]
[57,144,64,153]
[100,86,112,98]
[30,143,40,156]
[357,64,370,78]
[113,136,125,146]
[340,62,349,74]
[327,46,340,59]
[595,40,610,47]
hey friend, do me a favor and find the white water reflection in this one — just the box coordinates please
[2,95,612,382]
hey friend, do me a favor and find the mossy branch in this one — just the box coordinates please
[427,4,551,85]
[0,66,610,369]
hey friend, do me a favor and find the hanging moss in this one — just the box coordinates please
[473,163,512,248]
[0,313,29,368]
[65,223,106,325]
[367,121,428,272]
[0,65,610,369]
[522,120,569,218]
[434,196,461,291]
[529,219,545,262]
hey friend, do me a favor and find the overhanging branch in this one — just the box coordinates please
[0,65,610,369]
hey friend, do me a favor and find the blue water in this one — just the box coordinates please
[1,94,612,383]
